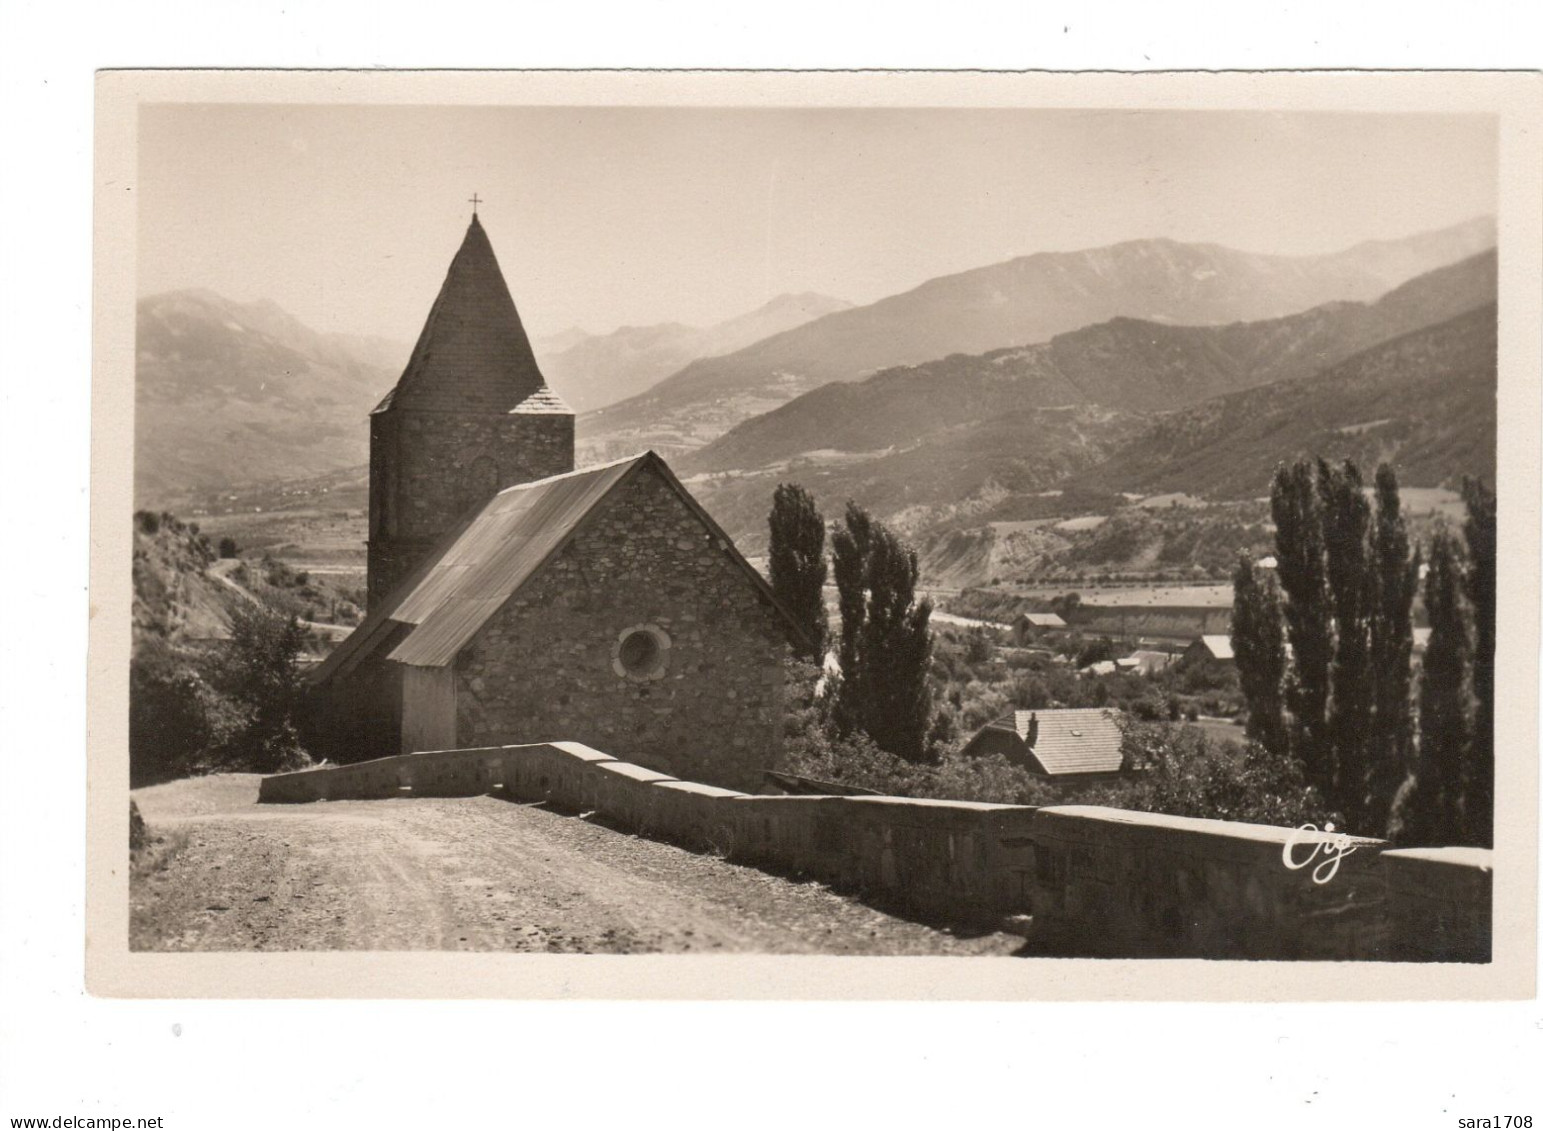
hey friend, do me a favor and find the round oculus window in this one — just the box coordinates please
[612,624,671,681]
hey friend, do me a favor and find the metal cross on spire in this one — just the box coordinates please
[468,193,482,216]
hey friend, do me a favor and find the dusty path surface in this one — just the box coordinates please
[131,775,1021,955]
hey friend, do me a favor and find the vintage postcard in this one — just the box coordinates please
[88,69,1542,999]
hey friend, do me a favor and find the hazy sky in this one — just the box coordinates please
[137,106,1496,343]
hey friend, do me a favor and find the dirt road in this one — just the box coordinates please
[207,559,352,637]
[131,775,1021,955]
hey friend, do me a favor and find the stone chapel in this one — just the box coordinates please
[306,214,801,792]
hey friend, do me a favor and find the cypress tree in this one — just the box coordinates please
[1317,459,1374,828]
[859,522,935,761]
[1231,552,1287,757]
[830,502,874,736]
[767,483,828,663]
[830,502,934,760]
[1398,529,1474,846]
[1460,476,1496,846]
[1271,459,1335,795]
[1365,464,1418,838]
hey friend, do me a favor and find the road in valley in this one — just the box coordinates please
[131,775,1021,956]
[207,558,353,637]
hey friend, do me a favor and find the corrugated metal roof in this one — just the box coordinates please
[969,708,1126,776]
[312,450,812,680]
[1018,612,1066,627]
[386,456,640,666]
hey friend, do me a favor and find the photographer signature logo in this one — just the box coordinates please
[1281,822,1360,885]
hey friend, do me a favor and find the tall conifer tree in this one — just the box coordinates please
[1231,552,1287,756]
[1366,464,1419,838]
[1271,460,1335,794]
[1318,459,1374,827]
[1460,476,1496,846]
[1398,529,1474,846]
[768,483,828,663]
[830,502,934,760]
[830,502,874,736]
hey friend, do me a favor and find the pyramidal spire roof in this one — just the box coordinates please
[374,215,570,415]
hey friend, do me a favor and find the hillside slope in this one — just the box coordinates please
[1083,303,1498,498]
[685,250,1496,478]
[132,513,246,646]
[135,291,404,507]
[582,218,1495,458]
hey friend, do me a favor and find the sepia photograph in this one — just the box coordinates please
[87,71,1540,997]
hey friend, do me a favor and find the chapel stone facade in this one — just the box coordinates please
[453,460,787,790]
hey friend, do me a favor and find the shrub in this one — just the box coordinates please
[1084,722,1340,830]
[129,639,242,785]
[208,605,312,774]
[135,510,161,535]
[218,537,239,559]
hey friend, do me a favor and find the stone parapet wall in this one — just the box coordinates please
[1029,806,1393,959]
[258,745,1494,960]
[1381,847,1494,962]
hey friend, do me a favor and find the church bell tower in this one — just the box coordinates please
[367,212,575,607]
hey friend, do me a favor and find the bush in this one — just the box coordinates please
[210,605,312,773]
[1084,722,1340,829]
[218,536,239,559]
[135,510,160,535]
[129,639,243,785]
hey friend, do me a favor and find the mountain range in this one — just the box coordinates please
[536,292,851,414]
[134,289,848,508]
[134,290,406,507]
[136,218,1496,552]
[676,250,1496,550]
[579,217,1496,460]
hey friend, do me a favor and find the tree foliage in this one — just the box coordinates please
[1231,552,1287,756]
[213,604,311,774]
[1460,476,1496,847]
[1393,528,1475,846]
[767,482,828,663]
[1365,465,1418,836]
[1318,459,1375,827]
[1271,459,1334,793]
[830,501,935,761]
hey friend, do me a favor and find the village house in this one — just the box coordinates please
[1118,649,1179,677]
[1010,611,1067,646]
[959,708,1127,779]
[304,214,804,792]
[1182,634,1236,668]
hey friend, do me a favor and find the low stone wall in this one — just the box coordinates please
[1029,806,1395,959]
[259,746,1494,959]
[1381,847,1493,962]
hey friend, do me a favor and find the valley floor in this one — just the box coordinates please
[130,774,1021,956]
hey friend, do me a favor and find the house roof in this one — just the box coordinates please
[1017,612,1067,628]
[972,708,1125,775]
[1081,660,1117,676]
[1196,634,1235,660]
[1122,649,1177,674]
[373,215,570,417]
[312,451,806,679]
